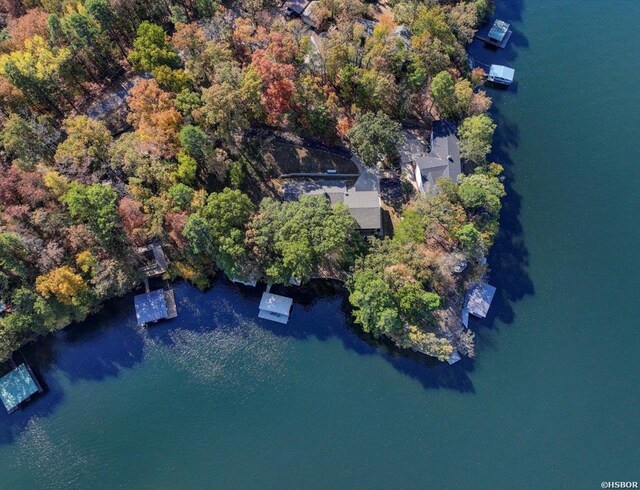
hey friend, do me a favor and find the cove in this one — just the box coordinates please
[1,0,639,488]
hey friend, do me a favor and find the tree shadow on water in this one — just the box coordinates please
[0,294,147,445]
[0,0,532,446]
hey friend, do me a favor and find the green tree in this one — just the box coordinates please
[347,111,403,166]
[458,114,496,163]
[167,183,194,211]
[128,21,181,73]
[55,115,112,177]
[63,183,120,244]
[397,282,441,325]
[349,269,403,336]
[431,71,456,118]
[248,196,360,284]
[0,114,56,169]
[176,151,198,185]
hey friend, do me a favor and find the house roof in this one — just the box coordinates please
[415,120,461,194]
[259,292,293,316]
[134,289,168,326]
[343,189,382,230]
[284,0,309,15]
[0,364,39,413]
[284,181,382,231]
[488,19,510,42]
[465,283,496,319]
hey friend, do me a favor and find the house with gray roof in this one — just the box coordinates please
[284,181,383,236]
[404,120,461,195]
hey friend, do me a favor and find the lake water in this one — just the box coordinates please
[1,1,639,488]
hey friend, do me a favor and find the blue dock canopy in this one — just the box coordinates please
[134,289,168,326]
[0,364,40,413]
[488,20,510,42]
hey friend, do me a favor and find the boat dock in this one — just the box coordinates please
[474,19,512,48]
[0,361,43,414]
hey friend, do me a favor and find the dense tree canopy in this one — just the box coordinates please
[0,0,499,362]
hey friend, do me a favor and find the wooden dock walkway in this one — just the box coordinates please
[164,289,178,319]
[473,30,512,49]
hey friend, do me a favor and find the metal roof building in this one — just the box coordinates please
[462,283,496,327]
[488,20,511,43]
[258,292,293,324]
[0,364,41,413]
[488,64,515,85]
[447,350,462,365]
[134,289,169,326]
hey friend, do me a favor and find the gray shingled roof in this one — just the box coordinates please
[284,181,382,231]
[415,120,461,194]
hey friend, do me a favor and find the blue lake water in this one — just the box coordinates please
[1,1,639,488]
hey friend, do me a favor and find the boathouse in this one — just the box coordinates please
[412,120,461,195]
[475,19,512,48]
[461,283,496,327]
[488,64,515,85]
[258,292,293,324]
[0,363,42,413]
[487,19,512,47]
[447,350,462,365]
[134,289,177,327]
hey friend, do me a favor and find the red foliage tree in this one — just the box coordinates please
[117,197,148,245]
[250,50,297,127]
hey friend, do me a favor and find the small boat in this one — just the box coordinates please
[487,64,515,86]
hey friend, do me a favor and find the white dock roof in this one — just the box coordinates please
[466,283,496,319]
[259,292,293,316]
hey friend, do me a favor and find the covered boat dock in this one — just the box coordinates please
[258,292,293,324]
[488,64,515,85]
[474,19,513,48]
[462,283,496,327]
[0,363,42,413]
[134,289,177,327]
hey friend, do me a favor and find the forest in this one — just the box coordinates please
[0,0,503,362]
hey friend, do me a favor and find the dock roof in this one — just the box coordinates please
[488,19,510,42]
[489,64,515,83]
[134,289,168,326]
[259,292,293,316]
[0,364,40,413]
[466,283,496,319]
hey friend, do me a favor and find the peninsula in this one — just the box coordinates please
[0,0,503,366]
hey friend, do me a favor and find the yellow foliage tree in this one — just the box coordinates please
[36,266,88,305]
